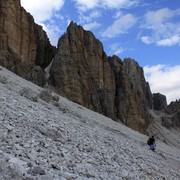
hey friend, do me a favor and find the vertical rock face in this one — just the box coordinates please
[108,56,153,132]
[50,22,116,119]
[162,100,180,128]
[153,93,167,110]
[50,22,152,133]
[165,100,180,114]
[0,0,56,85]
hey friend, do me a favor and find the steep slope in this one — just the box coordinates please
[0,0,56,85]
[0,66,180,180]
[149,94,180,144]
[163,100,180,128]
[50,22,152,133]
[147,110,180,149]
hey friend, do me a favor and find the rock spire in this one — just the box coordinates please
[50,22,153,133]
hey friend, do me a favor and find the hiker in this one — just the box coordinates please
[147,136,156,151]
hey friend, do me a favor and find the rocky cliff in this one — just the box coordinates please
[50,22,116,119]
[50,22,153,133]
[162,100,180,128]
[151,92,179,129]
[0,0,154,133]
[153,93,167,110]
[108,56,153,132]
[0,0,56,85]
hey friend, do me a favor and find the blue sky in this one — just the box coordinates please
[21,0,180,104]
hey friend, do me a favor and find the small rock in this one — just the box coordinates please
[53,101,60,107]
[52,163,61,170]
[0,76,7,84]
[20,87,38,102]
[6,124,14,131]
[67,160,75,168]
[25,177,34,180]
[87,172,96,178]
[27,162,33,168]
[52,95,60,102]
[39,90,52,102]
[31,166,45,175]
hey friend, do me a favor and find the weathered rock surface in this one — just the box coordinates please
[50,22,153,133]
[153,93,167,110]
[162,100,180,128]
[165,100,180,114]
[108,56,153,132]
[0,0,56,85]
[50,22,116,120]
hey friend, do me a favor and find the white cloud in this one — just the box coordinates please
[102,14,137,38]
[114,11,123,19]
[78,11,102,23]
[114,48,124,55]
[110,43,125,55]
[73,0,100,11]
[87,11,102,20]
[83,22,101,31]
[40,23,62,46]
[144,8,175,27]
[102,0,139,9]
[21,0,65,23]
[144,64,180,104]
[73,0,139,11]
[141,36,153,44]
[140,8,180,47]
[157,35,180,46]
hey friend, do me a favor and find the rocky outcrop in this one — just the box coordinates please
[0,0,56,86]
[165,100,180,114]
[108,56,153,132]
[153,93,167,110]
[50,22,153,133]
[50,22,116,119]
[162,100,180,128]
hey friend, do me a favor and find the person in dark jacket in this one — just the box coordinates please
[147,136,156,151]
